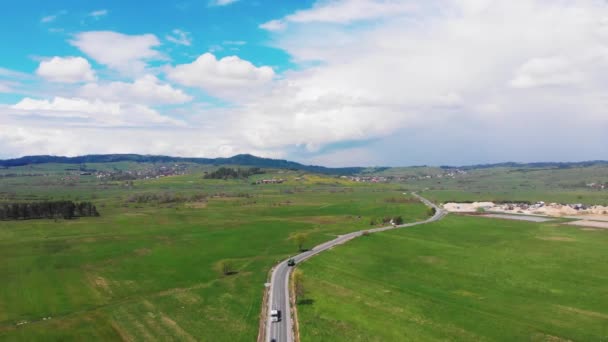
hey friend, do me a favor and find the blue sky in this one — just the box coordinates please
[1,1,303,71]
[1,0,607,166]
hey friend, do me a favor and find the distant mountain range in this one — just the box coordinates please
[0,154,364,175]
[0,154,607,175]
[441,161,608,170]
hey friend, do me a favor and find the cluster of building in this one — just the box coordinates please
[400,169,468,181]
[255,178,285,184]
[586,182,607,190]
[499,201,592,211]
[341,169,467,183]
[94,164,189,181]
[341,176,389,183]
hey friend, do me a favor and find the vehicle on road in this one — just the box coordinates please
[271,309,281,322]
[287,258,296,266]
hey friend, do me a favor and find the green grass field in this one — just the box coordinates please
[0,166,429,341]
[3,161,608,341]
[393,165,608,205]
[297,215,608,341]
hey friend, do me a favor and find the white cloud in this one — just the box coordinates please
[79,75,192,105]
[89,9,108,18]
[260,0,414,30]
[242,0,608,160]
[10,97,182,127]
[166,29,192,46]
[166,53,275,99]
[41,10,67,24]
[36,56,96,83]
[8,0,608,165]
[509,57,583,88]
[223,40,246,46]
[70,31,163,73]
[0,104,275,160]
[0,83,12,93]
[41,15,58,23]
[259,20,286,32]
[210,0,239,6]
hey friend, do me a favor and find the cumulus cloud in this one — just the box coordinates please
[10,97,182,127]
[6,0,608,165]
[0,104,275,159]
[166,53,275,99]
[260,0,414,30]
[70,31,163,73]
[78,75,192,105]
[36,56,96,83]
[246,0,608,161]
[166,29,192,46]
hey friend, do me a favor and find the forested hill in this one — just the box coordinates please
[0,154,364,175]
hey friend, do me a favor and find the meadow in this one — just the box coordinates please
[296,215,608,341]
[0,164,429,341]
[392,165,608,205]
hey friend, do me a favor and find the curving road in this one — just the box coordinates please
[265,193,446,342]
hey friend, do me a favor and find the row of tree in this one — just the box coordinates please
[0,201,100,220]
[203,167,264,180]
[370,216,404,226]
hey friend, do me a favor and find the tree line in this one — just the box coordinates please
[203,167,264,180]
[0,201,100,220]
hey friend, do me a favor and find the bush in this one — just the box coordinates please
[217,260,236,276]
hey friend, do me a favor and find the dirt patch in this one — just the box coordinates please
[160,313,196,342]
[419,256,444,265]
[185,201,207,209]
[90,275,112,295]
[556,305,608,320]
[134,248,152,256]
[445,202,608,219]
[537,236,576,242]
[531,333,573,342]
[118,308,156,342]
[173,291,201,305]
[110,320,134,342]
[565,220,608,230]
[453,289,485,300]
[142,300,155,311]
[566,214,608,222]
[444,202,494,212]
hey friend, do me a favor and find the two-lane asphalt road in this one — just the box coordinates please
[265,193,446,342]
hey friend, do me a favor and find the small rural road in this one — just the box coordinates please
[264,193,446,342]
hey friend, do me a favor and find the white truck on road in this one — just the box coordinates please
[270,309,281,322]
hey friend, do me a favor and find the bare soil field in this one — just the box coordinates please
[565,214,608,222]
[480,214,553,222]
[565,220,608,230]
